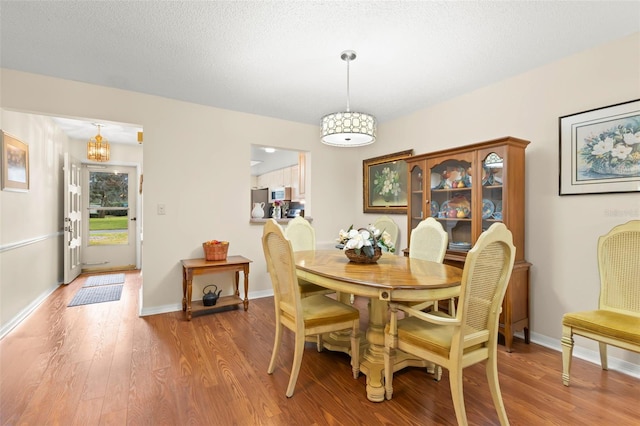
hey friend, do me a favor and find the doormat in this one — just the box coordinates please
[68,284,123,307]
[84,273,125,287]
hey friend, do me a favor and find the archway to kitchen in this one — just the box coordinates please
[250,144,309,219]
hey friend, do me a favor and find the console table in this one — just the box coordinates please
[181,256,252,320]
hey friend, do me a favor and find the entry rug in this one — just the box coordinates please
[68,284,123,307]
[84,273,125,287]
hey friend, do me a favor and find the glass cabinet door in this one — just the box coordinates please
[481,151,504,232]
[409,163,425,232]
[429,156,473,252]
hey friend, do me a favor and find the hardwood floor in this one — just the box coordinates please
[1,271,638,425]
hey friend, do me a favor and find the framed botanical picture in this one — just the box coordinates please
[363,149,413,213]
[559,99,640,195]
[2,131,30,192]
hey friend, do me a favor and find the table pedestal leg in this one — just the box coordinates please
[360,298,388,401]
[324,297,389,402]
[322,297,432,402]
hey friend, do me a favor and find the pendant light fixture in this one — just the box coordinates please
[321,50,376,147]
[87,124,110,162]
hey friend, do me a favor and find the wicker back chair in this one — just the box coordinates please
[408,217,451,313]
[561,220,640,386]
[384,223,516,425]
[409,217,448,262]
[262,219,360,397]
[284,216,333,297]
[373,215,399,249]
[284,216,316,251]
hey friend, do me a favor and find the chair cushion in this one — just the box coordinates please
[563,310,640,345]
[394,316,454,357]
[301,295,359,328]
[387,315,480,358]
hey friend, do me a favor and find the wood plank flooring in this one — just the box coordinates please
[1,271,638,425]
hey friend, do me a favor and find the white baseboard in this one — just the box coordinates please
[139,303,182,317]
[245,289,274,299]
[139,288,275,317]
[530,331,640,379]
[0,282,60,339]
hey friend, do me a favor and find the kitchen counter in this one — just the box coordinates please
[250,217,312,225]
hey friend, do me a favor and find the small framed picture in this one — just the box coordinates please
[559,99,640,195]
[2,131,30,192]
[363,149,413,213]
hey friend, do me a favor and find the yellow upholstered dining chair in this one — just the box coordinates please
[262,219,360,397]
[561,220,640,386]
[384,223,516,426]
[284,216,334,297]
[374,215,400,249]
[409,217,448,262]
[408,217,451,313]
[284,216,316,251]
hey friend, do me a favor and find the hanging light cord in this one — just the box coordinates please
[340,50,357,113]
[345,55,351,112]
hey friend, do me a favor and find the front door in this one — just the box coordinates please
[63,153,82,284]
[82,165,138,272]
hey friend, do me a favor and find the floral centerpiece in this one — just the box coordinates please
[580,120,640,176]
[336,225,395,263]
[373,166,401,201]
[272,200,283,218]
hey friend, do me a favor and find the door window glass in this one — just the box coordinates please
[88,171,129,245]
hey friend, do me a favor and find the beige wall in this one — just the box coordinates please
[0,111,68,326]
[1,32,639,375]
[0,70,364,322]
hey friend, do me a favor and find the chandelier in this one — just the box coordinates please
[321,50,376,147]
[87,124,110,162]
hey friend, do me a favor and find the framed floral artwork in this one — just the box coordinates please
[2,131,30,192]
[559,99,640,195]
[363,149,413,213]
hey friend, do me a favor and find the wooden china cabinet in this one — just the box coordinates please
[405,136,530,352]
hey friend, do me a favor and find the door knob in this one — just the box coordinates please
[130,217,137,221]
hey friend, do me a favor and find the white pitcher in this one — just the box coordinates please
[251,202,265,218]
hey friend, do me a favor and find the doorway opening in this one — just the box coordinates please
[82,165,139,273]
[88,170,130,246]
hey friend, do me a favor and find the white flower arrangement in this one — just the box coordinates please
[337,225,395,258]
[373,166,401,200]
[580,120,640,176]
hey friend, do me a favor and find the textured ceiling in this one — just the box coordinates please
[2,1,639,145]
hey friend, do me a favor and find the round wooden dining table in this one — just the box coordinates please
[294,250,463,402]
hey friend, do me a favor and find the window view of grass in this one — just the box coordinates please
[88,171,130,246]
[89,216,128,230]
[89,215,129,245]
